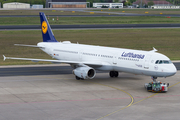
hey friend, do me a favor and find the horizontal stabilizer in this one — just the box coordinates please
[14,44,44,48]
[3,55,6,61]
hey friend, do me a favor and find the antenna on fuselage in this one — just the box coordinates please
[150,47,158,52]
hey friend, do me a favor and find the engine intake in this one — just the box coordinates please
[73,66,96,79]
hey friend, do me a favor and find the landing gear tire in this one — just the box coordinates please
[76,76,81,80]
[75,76,84,80]
[109,71,119,78]
[114,71,119,77]
[110,71,114,77]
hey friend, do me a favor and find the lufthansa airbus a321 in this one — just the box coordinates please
[3,12,177,82]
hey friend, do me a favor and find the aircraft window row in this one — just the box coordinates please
[83,53,113,58]
[118,57,139,61]
[83,53,97,56]
[101,55,113,58]
[155,60,172,64]
[54,49,78,54]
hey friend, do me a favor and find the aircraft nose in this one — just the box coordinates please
[167,64,177,76]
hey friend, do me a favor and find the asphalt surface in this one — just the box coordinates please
[0,65,180,120]
[0,62,179,77]
[0,65,72,76]
[1,24,180,30]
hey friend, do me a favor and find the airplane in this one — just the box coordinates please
[3,12,177,82]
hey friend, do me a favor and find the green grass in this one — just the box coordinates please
[1,16,180,25]
[1,29,180,65]
[1,9,180,15]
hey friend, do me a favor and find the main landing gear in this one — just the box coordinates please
[109,71,119,78]
[144,76,169,93]
[75,76,84,80]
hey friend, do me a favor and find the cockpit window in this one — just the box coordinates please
[163,60,172,64]
[155,60,172,64]
[163,60,169,64]
[155,60,159,64]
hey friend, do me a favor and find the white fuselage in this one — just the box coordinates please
[37,42,177,77]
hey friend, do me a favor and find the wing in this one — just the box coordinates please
[3,55,102,66]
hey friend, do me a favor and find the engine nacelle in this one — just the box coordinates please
[72,67,96,79]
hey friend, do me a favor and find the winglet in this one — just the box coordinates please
[3,55,6,61]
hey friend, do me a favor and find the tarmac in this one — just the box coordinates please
[0,64,180,120]
[1,24,180,30]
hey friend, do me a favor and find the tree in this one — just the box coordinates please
[122,1,127,6]
[114,0,119,2]
[148,1,154,6]
[86,0,94,7]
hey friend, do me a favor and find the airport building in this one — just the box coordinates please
[93,3,123,8]
[132,0,180,8]
[32,5,43,9]
[150,1,180,9]
[46,0,89,8]
[3,2,30,8]
[151,5,180,9]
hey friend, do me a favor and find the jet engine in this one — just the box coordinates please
[72,67,96,80]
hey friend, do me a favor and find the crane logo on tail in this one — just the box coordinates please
[42,21,48,34]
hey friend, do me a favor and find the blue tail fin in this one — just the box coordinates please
[39,12,58,42]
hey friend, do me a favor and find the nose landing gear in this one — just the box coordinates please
[152,76,157,82]
[145,76,169,92]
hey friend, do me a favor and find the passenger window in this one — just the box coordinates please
[159,60,163,64]
[155,60,159,64]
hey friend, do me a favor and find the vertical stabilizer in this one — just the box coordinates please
[39,12,58,42]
